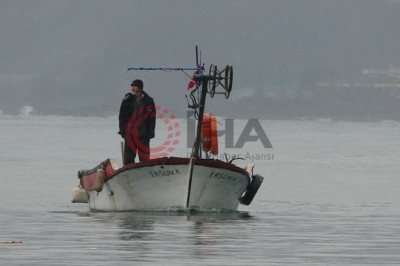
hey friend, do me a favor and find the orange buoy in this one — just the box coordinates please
[210,115,218,155]
[201,113,211,152]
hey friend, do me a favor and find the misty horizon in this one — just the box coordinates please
[1,1,400,121]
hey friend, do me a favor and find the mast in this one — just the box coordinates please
[191,75,209,158]
[186,74,215,208]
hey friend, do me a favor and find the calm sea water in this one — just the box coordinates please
[0,115,399,265]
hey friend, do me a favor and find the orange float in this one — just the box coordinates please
[210,115,218,155]
[201,113,211,152]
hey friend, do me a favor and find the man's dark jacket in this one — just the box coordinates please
[118,91,156,140]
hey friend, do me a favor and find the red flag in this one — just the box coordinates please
[187,68,200,90]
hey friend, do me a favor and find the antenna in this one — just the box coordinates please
[196,45,199,66]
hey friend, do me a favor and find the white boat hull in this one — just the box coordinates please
[77,157,255,211]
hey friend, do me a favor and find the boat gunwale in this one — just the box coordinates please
[110,156,250,178]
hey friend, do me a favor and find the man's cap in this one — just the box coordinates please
[131,79,143,90]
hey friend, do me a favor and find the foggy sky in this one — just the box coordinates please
[1,0,400,118]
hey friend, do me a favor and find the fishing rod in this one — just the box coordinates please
[127,67,202,71]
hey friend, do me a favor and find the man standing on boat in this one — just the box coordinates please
[118,79,156,164]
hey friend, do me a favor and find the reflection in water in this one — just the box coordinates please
[73,210,254,261]
[187,211,253,259]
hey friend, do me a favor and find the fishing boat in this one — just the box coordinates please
[72,47,264,211]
